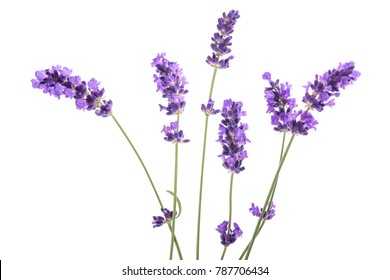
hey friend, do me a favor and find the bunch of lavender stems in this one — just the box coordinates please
[240,62,360,259]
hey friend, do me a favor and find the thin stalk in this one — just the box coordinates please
[111,113,163,207]
[240,133,286,259]
[196,67,218,260]
[239,219,266,260]
[169,115,180,260]
[239,132,286,260]
[220,173,235,260]
[110,113,182,259]
[221,247,227,260]
[243,134,296,260]
[267,132,286,211]
[208,68,218,99]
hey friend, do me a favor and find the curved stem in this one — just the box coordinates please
[110,113,182,259]
[111,113,163,206]
[242,134,295,260]
[196,67,218,260]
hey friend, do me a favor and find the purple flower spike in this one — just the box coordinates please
[263,73,317,135]
[303,62,361,112]
[216,220,243,246]
[31,66,112,117]
[201,99,220,116]
[206,10,240,69]
[162,122,190,144]
[152,208,175,228]
[152,53,189,115]
[217,99,250,174]
[250,202,276,220]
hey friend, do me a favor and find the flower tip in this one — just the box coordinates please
[262,72,271,80]
[151,52,166,67]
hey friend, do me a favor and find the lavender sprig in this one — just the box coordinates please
[31,65,112,117]
[206,10,240,69]
[303,62,361,112]
[196,10,240,260]
[217,99,249,260]
[31,65,183,258]
[152,53,190,260]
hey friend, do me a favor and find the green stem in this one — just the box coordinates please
[208,68,218,99]
[280,132,286,162]
[196,67,218,260]
[111,113,163,207]
[267,132,286,212]
[221,173,235,260]
[169,115,180,260]
[242,134,296,260]
[228,173,234,230]
[221,246,227,260]
[239,219,266,260]
[110,113,182,259]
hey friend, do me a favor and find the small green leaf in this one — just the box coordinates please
[166,190,182,218]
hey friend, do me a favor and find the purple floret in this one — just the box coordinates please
[162,122,190,144]
[152,208,175,228]
[250,202,276,220]
[201,99,220,116]
[216,221,243,246]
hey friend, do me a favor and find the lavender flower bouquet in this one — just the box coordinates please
[30,10,360,261]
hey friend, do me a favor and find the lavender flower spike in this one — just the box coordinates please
[263,73,318,135]
[303,62,361,112]
[152,53,189,115]
[217,99,250,174]
[206,10,240,69]
[31,65,112,117]
[216,220,243,246]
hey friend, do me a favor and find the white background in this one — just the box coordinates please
[1,0,389,279]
